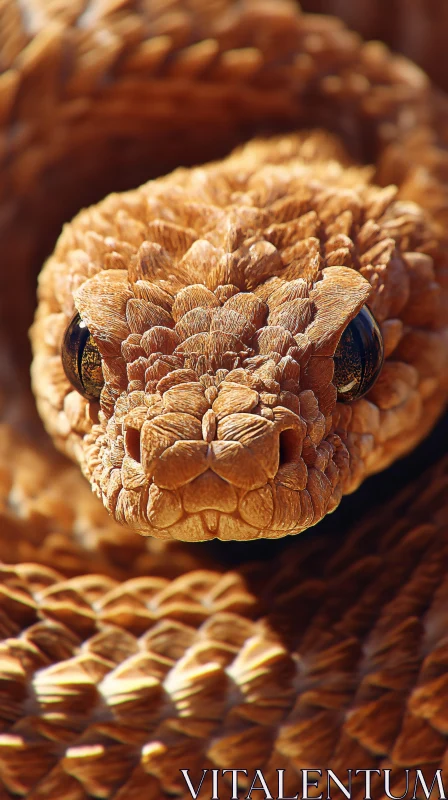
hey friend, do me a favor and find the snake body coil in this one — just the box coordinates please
[0,0,448,796]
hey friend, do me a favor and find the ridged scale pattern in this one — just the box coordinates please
[0,456,447,798]
[0,0,447,795]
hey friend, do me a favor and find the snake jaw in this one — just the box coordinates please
[31,132,448,541]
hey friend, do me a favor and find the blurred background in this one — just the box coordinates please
[302,0,448,91]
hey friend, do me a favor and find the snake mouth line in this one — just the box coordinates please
[201,510,220,533]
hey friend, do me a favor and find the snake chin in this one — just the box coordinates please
[31,132,448,541]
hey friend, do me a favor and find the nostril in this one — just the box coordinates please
[125,427,141,463]
[279,428,302,466]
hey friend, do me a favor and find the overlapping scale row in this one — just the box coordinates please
[0,455,447,798]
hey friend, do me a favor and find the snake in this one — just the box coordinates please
[0,0,448,796]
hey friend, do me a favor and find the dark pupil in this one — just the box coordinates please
[334,306,384,402]
[62,313,103,401]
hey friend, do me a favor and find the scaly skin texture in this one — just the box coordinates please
[0,456,447,798]
[0,0,448,796]
[31,132,448,540]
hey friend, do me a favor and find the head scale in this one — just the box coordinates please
[31,132,448,541]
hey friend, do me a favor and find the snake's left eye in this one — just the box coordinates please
[61,312,103,401]
[334,306,384,402]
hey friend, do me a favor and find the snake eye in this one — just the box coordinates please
[61,312,103,401]
[334,306,384,402]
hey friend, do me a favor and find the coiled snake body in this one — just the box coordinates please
[0,0,447,796]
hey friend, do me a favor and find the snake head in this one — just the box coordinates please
[31,133,448,540]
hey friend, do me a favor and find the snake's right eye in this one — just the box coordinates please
[61,313,103,401]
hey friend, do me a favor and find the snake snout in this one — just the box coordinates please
[142,406,304,485]
[119,390,310,536]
